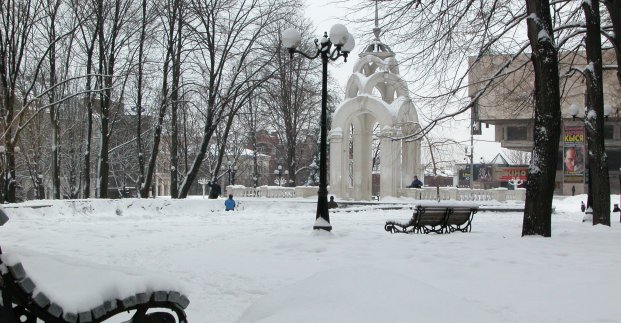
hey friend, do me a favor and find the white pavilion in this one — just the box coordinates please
[329,25,422,200]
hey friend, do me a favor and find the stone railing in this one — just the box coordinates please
[399,187,526,202]
[227,185,526,202]
[226,185,310,199]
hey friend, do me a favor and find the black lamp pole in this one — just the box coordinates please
[275,165,283,187]
[286,31,352,231]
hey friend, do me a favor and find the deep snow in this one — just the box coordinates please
[1,194,619,323]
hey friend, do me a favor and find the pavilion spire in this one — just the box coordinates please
[373,0,381,41]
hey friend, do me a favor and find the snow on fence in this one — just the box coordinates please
[227,185,526,202]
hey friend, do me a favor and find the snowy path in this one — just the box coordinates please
[1,196,620,322]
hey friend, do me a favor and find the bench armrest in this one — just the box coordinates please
[0,208,8,226]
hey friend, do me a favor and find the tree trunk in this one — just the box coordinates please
[48,1,61,199]
[170,3,183,198]
[583,0,611,226]
[135,0,147,197]
[96,0,108,198]
[140,0,178,198]
[522,0,561,237]
[604,0,621,86]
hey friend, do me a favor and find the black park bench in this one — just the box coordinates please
[0,207,190,323]
[384,203,478,234]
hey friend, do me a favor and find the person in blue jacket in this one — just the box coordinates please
[225,194,236,211]
[406,176,423,188]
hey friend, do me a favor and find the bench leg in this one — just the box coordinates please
[131,306,179,323]
[1,285,37,323]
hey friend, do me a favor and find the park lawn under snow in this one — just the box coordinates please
[1,194,620,323]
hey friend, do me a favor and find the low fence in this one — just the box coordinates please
[226,185,526,202]
[399,187,526,202]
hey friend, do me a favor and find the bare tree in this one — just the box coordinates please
[582,0,610,226]
[176,0,299,198]
[140,0,181,198]
[70,0,100,198]
[522,0,561,237]
[502,148,531,165]
[423,136,461,200]
[261,20,322,186]
[603,1,621,85]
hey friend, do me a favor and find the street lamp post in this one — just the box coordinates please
[198,178,209,199]
[0,146,5,203]
[465,146,473,189]
[308,160,319,186]
[227,162,238,186]
[282,24,355,231]
[568,103,612,212]
[274,165,288,186]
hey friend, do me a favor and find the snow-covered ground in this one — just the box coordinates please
[1,194,619,323]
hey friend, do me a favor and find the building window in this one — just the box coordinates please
[506,126,528,141]
[604,125,614,140]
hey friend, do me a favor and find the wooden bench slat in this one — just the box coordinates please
[122,295,138,307]
[48,302,63,318]
[63,311,78,323]
[178,294,191,309]
[154,290,168,302]
[18,277,35,294]
[8,262,26,280]
[92,303,107,319]
[79,310,93,322]
[136,291,150,304]
[33,292,50,308]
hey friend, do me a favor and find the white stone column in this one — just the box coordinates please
[329,127,344,197]
[379,126,400,197]
[352,116,373,200]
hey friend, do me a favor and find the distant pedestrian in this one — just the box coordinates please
[328,196,338,209]
[580,201,586,213]
[208,181,221,199]
[406,176,423,188]
[225,194,236,211]
[613,204,620,212]
[571,185,575,196]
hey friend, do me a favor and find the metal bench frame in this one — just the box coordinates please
[445,207,477,233]
[0,209,189,323]
[385,205,477,234]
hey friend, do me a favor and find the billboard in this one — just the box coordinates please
[493,167,528,181]
[563,125,585,183]
[474,164,493,181]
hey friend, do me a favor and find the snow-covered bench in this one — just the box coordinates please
[384,203,478,234]
[0,208,189,323]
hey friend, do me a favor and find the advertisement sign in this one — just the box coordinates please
[459,169,471,182]
[563,125,585,183]
[493,167,528,181]
[474,164,493,181]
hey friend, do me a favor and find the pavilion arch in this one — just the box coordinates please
[363,72,410,100]
[330,95,421,200]
[333,96,393,127]
[344,74,365,99]
[353,56,386,76]
[353,56,401,76]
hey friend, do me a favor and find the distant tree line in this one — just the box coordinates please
[0,0,338,202]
